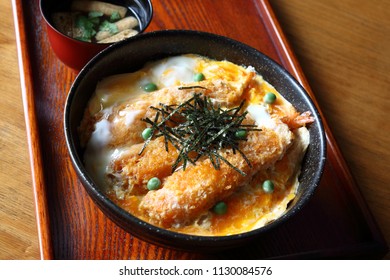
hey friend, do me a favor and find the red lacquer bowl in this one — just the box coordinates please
[40,0,153,71]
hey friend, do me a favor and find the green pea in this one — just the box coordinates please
[264,92,277,104]
[142,127,153,140]
[212,201,227,215]
[262,180,274,193]
[143,82,158,92]
[147,177,161,191]
[193,73,205,82]
[235,129,247,139]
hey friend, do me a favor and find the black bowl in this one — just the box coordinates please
[64,30,326,251]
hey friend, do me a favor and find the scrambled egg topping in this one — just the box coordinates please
[79,54,311,236]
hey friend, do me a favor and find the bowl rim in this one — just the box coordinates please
[39,0,154,46]
[64,29,327,249]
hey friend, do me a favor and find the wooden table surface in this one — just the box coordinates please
[1,0,389,259]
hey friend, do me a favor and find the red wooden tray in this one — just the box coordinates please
[13,0,388,259]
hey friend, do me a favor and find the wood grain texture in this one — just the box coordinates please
[269,0,390,260]
[2,0,388,259]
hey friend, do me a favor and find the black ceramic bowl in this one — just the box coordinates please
[64,30,326,251]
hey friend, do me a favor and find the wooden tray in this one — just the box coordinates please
[13,0,388,259]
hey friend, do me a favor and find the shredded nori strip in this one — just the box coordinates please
[139,92,261,175]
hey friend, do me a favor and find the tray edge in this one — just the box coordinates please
[12,0,54,260]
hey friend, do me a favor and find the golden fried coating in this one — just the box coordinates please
[80,75,255,148]
[108,137,179,195]
[139,122,293,228]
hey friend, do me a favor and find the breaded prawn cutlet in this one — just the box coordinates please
[139,121,293,228]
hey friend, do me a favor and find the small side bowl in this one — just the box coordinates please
[40,0,153,71]
[64,30,327,251]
